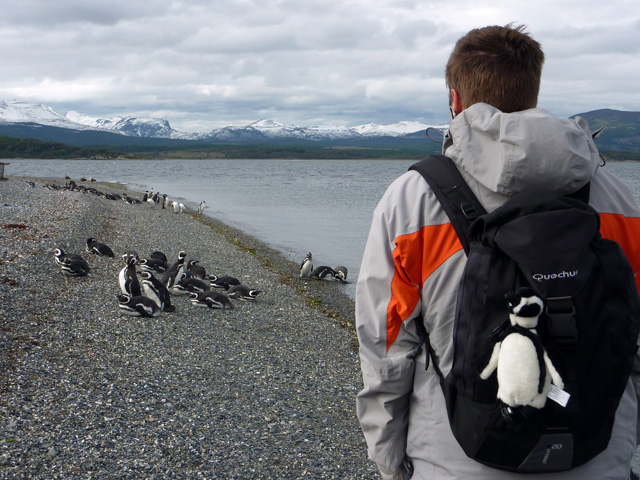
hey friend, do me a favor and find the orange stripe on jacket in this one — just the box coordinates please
[386,224,462,351]
[600,213,640,293]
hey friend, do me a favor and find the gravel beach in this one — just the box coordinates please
[0,176,377,479]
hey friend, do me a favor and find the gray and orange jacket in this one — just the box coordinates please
[356,103,640,480]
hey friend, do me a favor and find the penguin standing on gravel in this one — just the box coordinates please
[161,251,188,289]
[86,237,115,257]
[187,259,207,280]
[140,271,175,312]
[119,254,141,297]
[198,201,206,214]
[299,252,313,278]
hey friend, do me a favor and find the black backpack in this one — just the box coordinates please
[409,154,640,473]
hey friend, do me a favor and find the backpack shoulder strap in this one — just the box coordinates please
[409,154,486,255]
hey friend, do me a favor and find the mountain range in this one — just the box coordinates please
[0,100,444,143]
[0,100,638,152]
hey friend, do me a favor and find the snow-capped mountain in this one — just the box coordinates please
[0,100,445,142]
[0,101,93,131]
[351,120,437,137]
[0,101,197,140]
[207,119,364,141]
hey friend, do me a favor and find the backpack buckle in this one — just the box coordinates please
[460,201,480,220]
[546,297,577,348]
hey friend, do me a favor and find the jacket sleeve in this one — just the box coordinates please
[355,176,423,475]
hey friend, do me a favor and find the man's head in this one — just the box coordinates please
[445,24,544,114]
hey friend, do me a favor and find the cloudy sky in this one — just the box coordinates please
[1,0,639,133]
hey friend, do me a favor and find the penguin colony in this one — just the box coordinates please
[46,179,262,318]
[298,252,348,284]
[44,178,350,317]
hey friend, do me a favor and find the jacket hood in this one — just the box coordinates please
[443,103,600,197]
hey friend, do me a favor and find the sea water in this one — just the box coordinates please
[6,158,640,300]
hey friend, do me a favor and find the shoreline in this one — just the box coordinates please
[0,175,374,478]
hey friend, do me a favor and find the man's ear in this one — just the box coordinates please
[450,89,463,115]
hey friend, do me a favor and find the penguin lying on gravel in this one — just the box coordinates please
[171,277,210,295]
[53,248,90,276]
[117,293,160,318]
[189,291,234,310]
[59,256,91,276]
[209,274,241,290]
[334,266,348,283]
[310,266,336,279]
[227,284,262,301]
[138,257,169,275]
[86,237,115,257]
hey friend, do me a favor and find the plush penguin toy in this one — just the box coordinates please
[479,287,564,409]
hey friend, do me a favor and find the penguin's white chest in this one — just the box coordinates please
[118,267,128,295]
[496,334,549,408]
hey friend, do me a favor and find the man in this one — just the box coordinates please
[356,24,640,479]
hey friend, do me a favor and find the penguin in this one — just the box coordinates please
[53,247,84,267]
[150,251,168,263]
[146,197,156,208]
[152,192,160,205]
[310,266,336,280]
[479,288,564,409]
[227,284,262,301]
[142,191,149,202]
[161,194,168,209]
[138,257,169,275]
[189,291,234,310]
[187,259,207,280]
[299,252,313,278]
[172,201,180,214]
[209,274,241,290]
[117,294,160,318]
[119,254,142,297]
[334,266,348,283]
[140,271,175,312]
[197,201,206,214]
[85,237,115,257]
[161,251,188,289]
[171,277,210,295]
[122,250,139,264]
[59,256,90,276]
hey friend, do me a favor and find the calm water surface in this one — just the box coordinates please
[6,158,640,300]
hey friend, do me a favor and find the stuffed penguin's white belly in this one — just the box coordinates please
[496,333,550,409]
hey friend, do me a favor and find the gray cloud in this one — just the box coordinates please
[1,0,639,132]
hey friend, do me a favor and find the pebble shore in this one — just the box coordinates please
[0,176,377,479]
